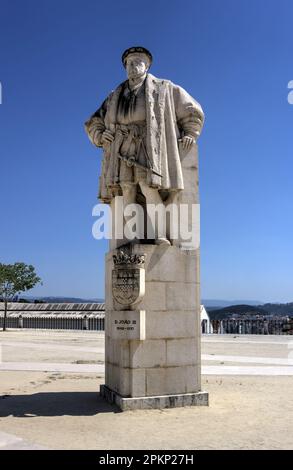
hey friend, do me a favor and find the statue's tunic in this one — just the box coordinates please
[85,73,204,203]
[116,81,148,184]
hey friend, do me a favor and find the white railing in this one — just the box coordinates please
[0,315,105,331]
[201,319,293,335]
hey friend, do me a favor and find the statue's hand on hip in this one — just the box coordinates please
[181,136,194,151]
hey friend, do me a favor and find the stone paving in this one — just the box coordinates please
[1,330,292,376]
[0,330,292,449]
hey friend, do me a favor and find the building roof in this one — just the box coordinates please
[0,302,105,318]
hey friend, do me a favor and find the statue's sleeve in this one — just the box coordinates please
[172,84,204,140]
[84,97,108,148]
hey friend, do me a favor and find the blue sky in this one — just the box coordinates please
[0,0,292,302]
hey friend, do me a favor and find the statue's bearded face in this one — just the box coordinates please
[125,54,149,79]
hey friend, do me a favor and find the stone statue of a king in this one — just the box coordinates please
[85,46,204,246]
[84,47,208,410]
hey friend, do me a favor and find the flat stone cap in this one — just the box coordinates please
[122,46,153,67]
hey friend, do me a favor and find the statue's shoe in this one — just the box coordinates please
[155,238,171,246]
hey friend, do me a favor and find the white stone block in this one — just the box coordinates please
[166,283,198,310]
[185,365,200,392]
[184,249,199,283]
[106,363,130,396]
[106,337,130,367]
[146,365,200,396]
[145,310,197,339]
[144,246,186,282]
[166,338,198,366]
[130,368,146,397]
[139,282,166,311]
[130,339,166,368]
[130,244,199,284]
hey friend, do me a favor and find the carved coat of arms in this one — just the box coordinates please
[112,250,145,307]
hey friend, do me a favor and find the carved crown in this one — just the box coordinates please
[113,250,145,267]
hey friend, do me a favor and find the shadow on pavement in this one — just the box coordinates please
[0,392,121,417]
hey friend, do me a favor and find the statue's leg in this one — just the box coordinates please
[121,182,137,206]
[163,189,181,206]
[119,182,139,246]
[163,189,181,244]
[138,180,171,245]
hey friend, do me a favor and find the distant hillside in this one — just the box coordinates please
[207,304,270,320]
[203,299,263,308]
[261,303,293,316]
[207,303,293,320]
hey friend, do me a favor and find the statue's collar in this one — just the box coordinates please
[128,75,146,92]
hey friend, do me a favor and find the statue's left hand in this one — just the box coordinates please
[182,136,194,151]
[102,130,115,145]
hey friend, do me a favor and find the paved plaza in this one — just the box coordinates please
[0,330,292,449]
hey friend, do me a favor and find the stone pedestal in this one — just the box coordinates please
[101,243,208,409]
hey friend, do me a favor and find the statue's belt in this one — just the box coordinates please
[117,154,162,178]
[115,123,145,137]
[112,124,162,178]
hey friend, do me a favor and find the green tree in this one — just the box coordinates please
[0,263,42,331]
